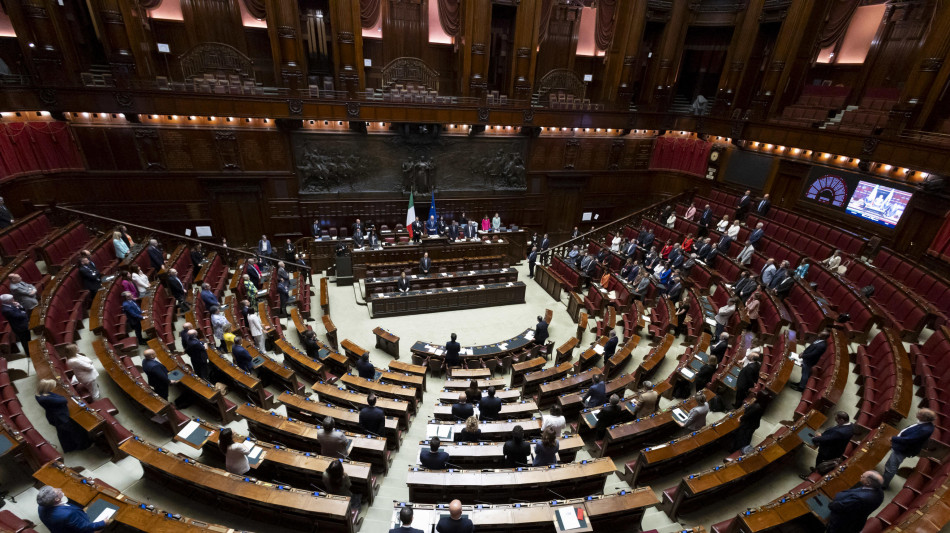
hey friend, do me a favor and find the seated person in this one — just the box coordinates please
[420,436,449,469]
[436,500,474,533]
[594,394,623,439]
[503,425,531,467]
[451,392,474,420]
[359,394,386,437]
[478,386,502,420]
[457,416,481,442]
[356,353,376,380]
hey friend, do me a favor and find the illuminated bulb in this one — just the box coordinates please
[172,115,178,120]
[117,113,124,119]
[920,172,929,178]
[573,128,578,132]
[188,116,195,120]
[777,146,785,151]
[765,144,772,150]
[752,142,759,147]
[82,112,90,118]
[883,164,891,171]
[607,129,612,133]
[595,128,601,132]
[379,122,385,127]
[792,148,800,154]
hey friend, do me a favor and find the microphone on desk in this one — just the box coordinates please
[444,462,464,470]
[510,498,530,504]
[473,500,493,506]
[547,488,568,501]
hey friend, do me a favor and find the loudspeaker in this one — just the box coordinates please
[469,124,485,136]
[49,111,67,122]
[349,121,367,134]
[857,160,870,172]
[124,113,141,123]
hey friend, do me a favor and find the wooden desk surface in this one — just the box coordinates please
[412,328,535,361]
[438,388,522,404]
[449,367,493,380]
[340,373,418,407]
[444,377,507,390]
[427,418,543,441]
[310,382,411,424]
[418,434,585,466]
[433,400,539,421]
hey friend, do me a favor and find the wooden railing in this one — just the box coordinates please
[539,191,694,264]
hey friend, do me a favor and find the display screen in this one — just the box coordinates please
[845,181,912,227]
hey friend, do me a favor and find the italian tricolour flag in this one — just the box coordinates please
[406,191,416,239]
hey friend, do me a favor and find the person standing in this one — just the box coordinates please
[0,197,13,229]
[478,386,502,421]
[583,374,607,407]
[122,291,146,346]
[534,315,548,345]
[247,307,265,352]
[35,379,91,452]
[792,330,831,392]
[146,239,165,271]
[37,486,110,532]
[1,294,31,355]
[284,238,296,262]
[527,246,537,278]
[257,235,273,263]
[210,306,228,351]
[142,349,174,400]
[356,353,376,380]
[359,394,385,437]
[231,338,253,373]
[410,216,423,244]
[882,409,936,489]
[532,427,559,466]
[112,230,130,260]
[218,427,253,475]
[318,417,349,459]
[541,404,566,435]
[419,252,432,275]
[184,330,210,381]
[390,506,424,533]
[420,437,449,469]
[714,298,737,338]
[734,353,761,408]
[444,333,461,368]
[802,411,854,479]
[397,272,411,293]
[436,500,474,533]
[594,395,622,438]
[680,393,710,431]
[756,194,771,216]
[65,344,100,400]
[503,425,531,467]
[730,401,764,453]
[491,213,501,232]
[826,471,885,533]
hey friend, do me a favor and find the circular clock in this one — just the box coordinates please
[710,151,720,162]
[805,175,848,207]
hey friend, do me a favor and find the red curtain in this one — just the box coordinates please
[649,137,712,177]
[437,0,461,37]
[930,212,950,262]
[360,0,380,29]
[818,0,861,48]
[594,0,617,51]
[0,122,83,180]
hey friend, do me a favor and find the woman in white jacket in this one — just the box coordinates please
[65,343,100,400]
[247,307,266,352]
[727,220,741,239]
[610,234,622,252]
[716,215,730,232]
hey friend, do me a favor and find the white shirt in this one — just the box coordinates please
[727,224,740,239]
[67,354,99,384]
[225,440,253,474]
[247,313,264,336]
[610,236,621,251]
[131,272,150,293]
[667,214,677,228]
[541,414,566,436]
[716,219,729,232]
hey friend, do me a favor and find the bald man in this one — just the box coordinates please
[826,471,884,533]
[436,499,474,533]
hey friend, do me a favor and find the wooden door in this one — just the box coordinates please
[209,185,265,247]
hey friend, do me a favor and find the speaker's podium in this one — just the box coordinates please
[335,254,353,286]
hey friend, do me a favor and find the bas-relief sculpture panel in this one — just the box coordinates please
[292,133,528,194]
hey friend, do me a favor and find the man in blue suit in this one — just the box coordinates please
[420,437,449,469]
[583,374,607,407]
[231,338,254,373]
[826,470,884,533]
[199,283,219,310]
[37,485,111,532]
[882,408,936,489]
[748,222,765,245]
[121,291,147,346]
[389,506,424,533]
[603,331,619,358]
[142,349,174,400]
[534,316,549,345]
[257,234,272,263]
[812,411,854,469]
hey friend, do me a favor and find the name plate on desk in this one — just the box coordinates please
[175,420,212,449]
[251,356,266,368]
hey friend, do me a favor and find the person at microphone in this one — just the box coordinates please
[458,416,481,442]
[503,425,531,467]
[420,437,450,469]
[359,394,385,437]
[532,427,559,466]
[318,417,349,459]
[451,392,474,420]
[389,506,424,533]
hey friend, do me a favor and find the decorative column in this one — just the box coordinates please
[266,0,307,91]
[894,1,950,130]
[642,0,689,111]
[2,0,83,84]
[599,0,646,105]
[749,0,816,120]
[459,0,492,97]
[87,0,154,79]
[713,0,765,115]
[328,0,365,95]
[509,0,542,102]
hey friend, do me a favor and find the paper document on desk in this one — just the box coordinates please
[672,408,689,424]
[478,285,485,290]
[92,507,116,523]
[593,345,604,355]
[436,425,453,439]
[680,367,695,379]
[705,317,717,327]
[557,507,582,530]
[248,445,264,461]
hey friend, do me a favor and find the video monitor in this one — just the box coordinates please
[845,181,912,228]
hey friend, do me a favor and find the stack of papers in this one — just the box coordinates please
[680,367,696,379]
[593,345,604,355]
[672,408,689,423]
[557,507,581,530]
[248,445,264,461]
[436,425,453,438]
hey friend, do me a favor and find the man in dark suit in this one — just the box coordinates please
[166,268,186,303]
[436,500,474,533]
[735,189,752,220]
[447,220,460,241]
[478,387,502,420]
[583,374,607,407]
[540,233,550,252]
[389,506,424,533]
[122,291,147,345]
[826,471,885,533]
[37,485,111,533]
[426,215,438,236]
[313,219,321,237]
[78,257,102,294]
[420,437,449,469]
[571,226,580,238]
[734,353,761,408]
[710,333,729,359]
[356,353,376,380]
[444,333,461,368]
[792,330,831,391]
[352,225,365,247]
[632,274,651,301]
[410,216,423,244]
[352,219,364,237]
[190,244,205,271]
[397,272,411,293]
[246,258,262,289]
[738,279,758,302]
[142,349,174,400]
[594,394,622,438]
[146,239,165,271]
[717,233,733,254]
[698,205,713,237]
[806,411,854,477]
[184,329,210,381]
[231,338,254,373]
[883,409,936,489]
[772,275,795,300]
[464,221,478,239]
[534,316,549,344]
[283,238,296,261]
[756,194,771,216]
[769,260,790,289]
[419,252,432,275]
[0,197,13,228]
[667,275,684,301]
[359,394,386,437]
[451,393,474,420]
[0,294,30,355]
[527,246,537,278]
[748,222,765,245]
[579,253,595,275]
[623,238,638,258]
[603,331,619,358]
[640,229,655,250]
[367,230,380,249]
[695,238,713,261]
